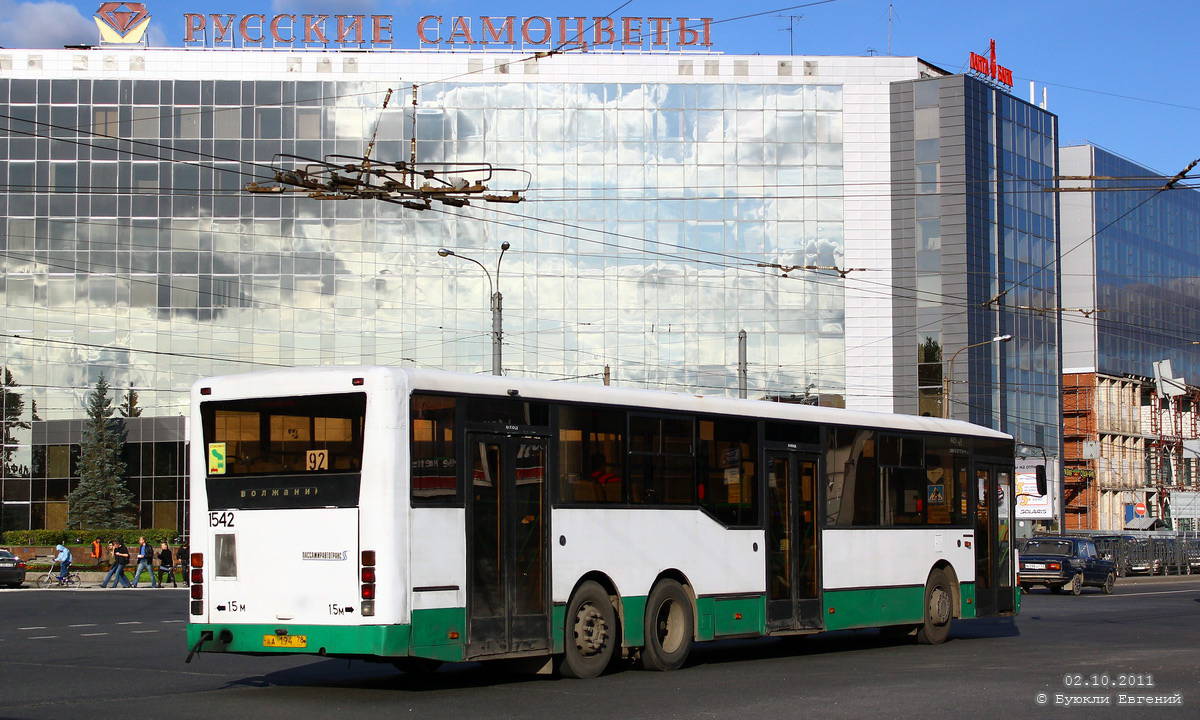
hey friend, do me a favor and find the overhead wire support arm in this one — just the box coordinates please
[1006,305,1106,318]
[245,82,529,210]
[755,262,869,279]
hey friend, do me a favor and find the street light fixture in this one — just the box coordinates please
[942,334,1012,419]
[438,242,510,376]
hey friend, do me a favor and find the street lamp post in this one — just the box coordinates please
[942,334,1012,419]
[438,242,510,376]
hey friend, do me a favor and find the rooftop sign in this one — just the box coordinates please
[968,39,1013,88]
[181,12,713,50]
[94,2,152,44]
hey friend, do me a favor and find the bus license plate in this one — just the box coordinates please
[263,635,307,648]
[1024,563,1045,570]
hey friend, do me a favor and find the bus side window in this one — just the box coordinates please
[629,416,694,506]
[826,428,879,527]
[557,404,624,504]
[411,394,458,505]
[698,417,757,526]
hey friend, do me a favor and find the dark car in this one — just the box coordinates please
[0,549,27,588]
[1019,536,1116,595]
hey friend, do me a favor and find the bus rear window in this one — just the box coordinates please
[202,393,366,477]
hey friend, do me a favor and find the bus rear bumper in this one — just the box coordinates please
[186,622,413,659]
[187,607,470,661]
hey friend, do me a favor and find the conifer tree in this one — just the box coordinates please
[118,384,143,417]
[67,375,136,528]
[0,368,30,479]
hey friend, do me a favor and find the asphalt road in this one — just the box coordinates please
[1,576,1197,720]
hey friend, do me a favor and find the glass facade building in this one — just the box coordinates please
[0,48,1060,531]
[1060,144,1200,530]
[1062,145,1200,380]
[891,76,1060,452]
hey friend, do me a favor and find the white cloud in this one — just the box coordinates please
[0,1,96,49]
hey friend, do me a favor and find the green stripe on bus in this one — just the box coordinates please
[822,583,983,630]
[552,603,565,654]
[822,586,926,630]
[959,583,977,618]
[705,595,766,638]
[620,595,647,647]
[410,607,467,661]
[187,622,411,657]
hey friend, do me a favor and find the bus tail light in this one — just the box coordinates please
[190,552,204,615]
[361,550,375,616]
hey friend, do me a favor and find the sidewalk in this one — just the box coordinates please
[1,570,188,590]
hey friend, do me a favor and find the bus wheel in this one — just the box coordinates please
[916,569,953,645]
[391,657,443,674]
[641,579,693,671]
[560,581,617,679]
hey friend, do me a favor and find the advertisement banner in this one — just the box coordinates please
[1015,469,1053,519]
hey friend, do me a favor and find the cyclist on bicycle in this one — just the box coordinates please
[54,544,72,586]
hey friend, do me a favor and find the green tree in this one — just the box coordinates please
[118,384,143,417]
[67,375,136,528]
[1,368,31,478]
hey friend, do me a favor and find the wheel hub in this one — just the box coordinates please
[928,586,950,625]
[574,603,609,655]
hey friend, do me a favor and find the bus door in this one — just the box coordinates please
[974,462,1015,616]
[766,449,823,631]
[465,433,551,658]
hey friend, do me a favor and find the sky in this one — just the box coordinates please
[0,0,1197,175]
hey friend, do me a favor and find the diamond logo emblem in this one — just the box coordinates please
[94,2,152,44]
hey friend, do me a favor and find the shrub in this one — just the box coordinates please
[2,528,182,546]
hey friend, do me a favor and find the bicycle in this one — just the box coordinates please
[37,559,81,588]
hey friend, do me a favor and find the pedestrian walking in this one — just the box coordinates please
[101,541,131,588]
[156,542,177,588]
[178,540,190,586]
[130,536,159,588]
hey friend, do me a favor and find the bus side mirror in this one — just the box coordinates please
[1035,465,1047,496]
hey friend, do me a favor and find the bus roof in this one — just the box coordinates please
[193,365,1012,441]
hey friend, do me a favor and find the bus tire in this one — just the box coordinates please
[640,579,693,671]
[916,569,953,645]
[559,581,617,679]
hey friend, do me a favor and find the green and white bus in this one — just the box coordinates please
[186,366,1017,677]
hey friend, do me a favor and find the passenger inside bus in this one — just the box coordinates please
[588,453,623,502]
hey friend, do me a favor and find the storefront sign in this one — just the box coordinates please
[181,11,713,50]
[94,2,152,44]
[968,39,1013,87]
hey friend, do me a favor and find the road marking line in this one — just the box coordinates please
[1115,588,1198,597]
[28,636,58,639]
[18,626,46,630]
[132,630,158,634]
[80,632,108,637]
[161,620,185,623]
[117,621,142,625]
[69,623,97,627]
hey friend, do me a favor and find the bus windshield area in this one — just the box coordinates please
[201,393,366,477]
